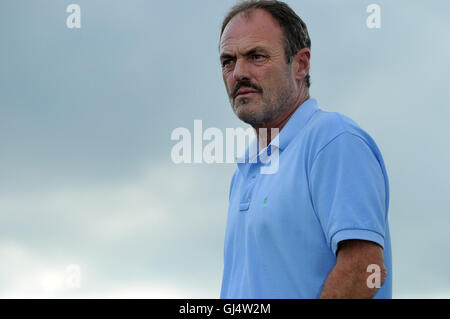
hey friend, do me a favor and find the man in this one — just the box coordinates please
[219,0,392,298]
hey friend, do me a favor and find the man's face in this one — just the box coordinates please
[219,9,298,126]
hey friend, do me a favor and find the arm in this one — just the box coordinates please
[320,239,387,299]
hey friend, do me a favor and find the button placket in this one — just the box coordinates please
[239,165,258,212]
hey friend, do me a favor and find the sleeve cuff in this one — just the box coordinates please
[330,228,385,255]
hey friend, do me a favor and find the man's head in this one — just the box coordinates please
[219,0,311,127]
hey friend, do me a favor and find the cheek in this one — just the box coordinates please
[263,69,291,92]
[223,74,234,93]
[256,68,278,87]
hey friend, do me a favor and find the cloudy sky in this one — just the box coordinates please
[0,0,449,298]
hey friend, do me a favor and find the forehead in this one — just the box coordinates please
[220,9,284,54]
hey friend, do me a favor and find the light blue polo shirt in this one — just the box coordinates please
[220,98,392,299]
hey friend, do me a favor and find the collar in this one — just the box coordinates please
[277,98,319,151]
[235,98,319,173]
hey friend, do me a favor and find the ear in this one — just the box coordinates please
[292,48,310,83]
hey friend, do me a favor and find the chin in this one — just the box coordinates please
[233,99,267,123]
[236,108,266,125]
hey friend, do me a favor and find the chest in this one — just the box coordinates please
[227,151,318,242]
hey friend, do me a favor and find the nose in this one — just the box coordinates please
[232,58,251,82]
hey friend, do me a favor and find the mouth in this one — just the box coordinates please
[235,90,259,99]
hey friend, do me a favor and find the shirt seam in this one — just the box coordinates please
[309,130,377,179]
[308,128,382,224]
[307,130,347,223]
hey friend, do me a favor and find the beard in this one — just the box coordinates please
[231,83,295,127]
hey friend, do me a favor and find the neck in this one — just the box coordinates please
[253,90,310,149]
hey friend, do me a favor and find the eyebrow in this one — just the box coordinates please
[220,46,269,61]
[220,52,234,61]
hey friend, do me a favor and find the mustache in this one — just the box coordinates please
[231,81,263,99]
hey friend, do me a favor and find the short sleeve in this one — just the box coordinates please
[309,132,387,255]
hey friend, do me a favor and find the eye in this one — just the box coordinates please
[252,54,266,61]
[222,59,234,69]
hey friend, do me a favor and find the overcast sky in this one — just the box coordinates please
[0,0,449,298]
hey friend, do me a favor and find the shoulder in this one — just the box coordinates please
[300,109,383,168]
[306,109,365,144]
